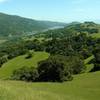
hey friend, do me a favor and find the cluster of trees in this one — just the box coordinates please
[0,33,99,70]
[11,55,85,82]
[90,46,100,72]
[9,34,99,82]
[0,39,43,67]
[44,33,98,58]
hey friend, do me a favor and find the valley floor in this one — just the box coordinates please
[0,71,100,100]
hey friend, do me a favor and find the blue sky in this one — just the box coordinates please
[0,0,100,22]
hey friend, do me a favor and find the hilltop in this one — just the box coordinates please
[34,22,100,39]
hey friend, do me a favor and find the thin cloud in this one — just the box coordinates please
[0,0,8,3]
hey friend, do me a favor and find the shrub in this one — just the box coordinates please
[0,56,8,67]
[11,67,39,82]
[25,51,33,59]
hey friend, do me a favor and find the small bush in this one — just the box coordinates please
[11,67,39,82]
[0,56,8,67]
[25,52,33,59]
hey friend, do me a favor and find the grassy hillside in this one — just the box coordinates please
[90,33,100,38]
[0,71,100,100]
[0,52,49,79]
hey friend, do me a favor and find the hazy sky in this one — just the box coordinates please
[0,0,100,22]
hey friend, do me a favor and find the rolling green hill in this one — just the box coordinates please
[0,71,100,100]
[0,13,66,37]
[34,22,100,39]
[0,19,100,100]
[0,51,49,79]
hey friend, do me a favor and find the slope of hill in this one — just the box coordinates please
[0,18,100,100]
[0,13,66,37]
[0,51,49,79]
[0,71,100,100]
[34,22,100,39]
[64,22,100,36]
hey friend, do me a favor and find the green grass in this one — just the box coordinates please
[85,64,94,72]
[0,51,99,100]
[0,51,49,79]
[90,33,100,38]
[0,51,100,100]
[84,55,94,65]
[0,71,100,100]
[84,55,94,72]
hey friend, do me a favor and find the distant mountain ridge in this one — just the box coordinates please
[0,12,66,37]
[34,21,100,38]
